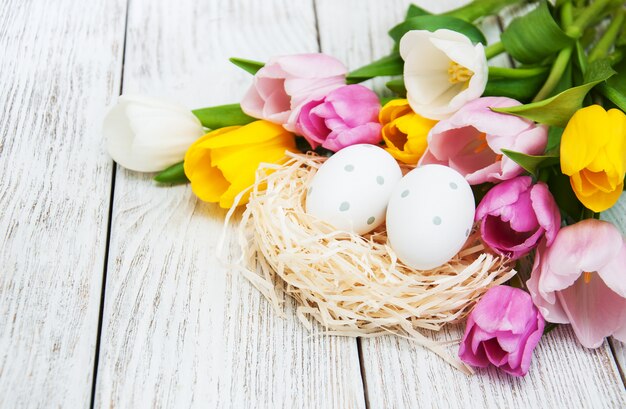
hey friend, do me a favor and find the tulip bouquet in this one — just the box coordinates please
[104,0,626,377]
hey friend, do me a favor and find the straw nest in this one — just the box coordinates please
[231,152,516,370]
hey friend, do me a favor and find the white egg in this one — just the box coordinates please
[386,164,475,270]
[306,144,402,235]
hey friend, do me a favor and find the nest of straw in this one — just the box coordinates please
[233,152,516,368]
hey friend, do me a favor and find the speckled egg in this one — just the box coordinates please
[306,144,402,235]
[386,164,475,270]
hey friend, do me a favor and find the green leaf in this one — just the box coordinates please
[598,49,626,110]
[501,1,575,64]
[546,126,564,153]
[346,53,403,84]
[598,83,626,111]
[405,4,430,19]
[385,78,406,97]
[229,57,265,75]
[547,168,584,222]
[192,103,256,129]
[484,72,548,102]
[154,161,189,184]
[501,149,560,175]
[492,59,616,127]
[388,15,487,45]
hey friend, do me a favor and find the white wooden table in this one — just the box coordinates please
[1,0,625,407]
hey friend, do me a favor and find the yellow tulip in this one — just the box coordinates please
[560,105,626,212]
[184,120,296,208]
[379,99,437,164]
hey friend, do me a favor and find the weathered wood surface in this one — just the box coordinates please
[0,0,126,407]
[317,0,625,407]
[1,0,624,407]
[92,0,364,408]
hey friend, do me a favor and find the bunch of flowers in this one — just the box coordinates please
[103,0,626,377]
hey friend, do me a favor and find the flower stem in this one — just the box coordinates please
[443,0,523,22]
[485,42,505,60]
[566,0,612,38]
[532,46,573,102]
[589,9,625,63]
[489,66,548,79]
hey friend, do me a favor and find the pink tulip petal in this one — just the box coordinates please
[322,123,382,151]
[541,220,623,293]
[530,183,561,245]
[326,85,380,127]
[527,244,570,324]
[271,53,347,78]
[475,176,531,220]
[597,241,626,298]
[557,275,626,348]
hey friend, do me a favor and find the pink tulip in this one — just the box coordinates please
[240,54,347,131]
[419,97,548,185]
[295,84,382,152]
[459,286,545,377]
[476,176,560,259]
[527,219,626,348]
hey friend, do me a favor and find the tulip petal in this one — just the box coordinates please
[541,220,623,293]
[560,105,610,175]
[597,240,626,298]
[557,275,626,348]
[527,247,570,324]
[530,183,561,245]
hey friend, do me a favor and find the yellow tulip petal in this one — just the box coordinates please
[606,108,626,177]
[575,181,624,213]
[190,165,230,203]
[581,169,614,193]
[379,99,411,124]
[561,105,610,175]
[570,171,598,198]
[203,121,288,149]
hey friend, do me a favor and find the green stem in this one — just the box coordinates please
[589,9,625,62]
[485,42,505,59]
[489,66,548,79]
[532,47,573,102]
[566,0,612,38]
[443,0,523,22]
[560,1,574,30]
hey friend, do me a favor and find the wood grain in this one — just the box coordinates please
[93,1,365,408]
[603,195,626,384]
[316,0,626,407]
[0,0,126,407]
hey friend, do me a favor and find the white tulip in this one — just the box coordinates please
[104,95,205,172]
[400,29,488,120]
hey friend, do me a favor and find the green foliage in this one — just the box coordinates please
[493,59,615,127]
[501,1,574,64]
[501,149,560,175]
[154,162,189,184]
[193,104,256,129]
[346,53,404,84]
[229,57,264,75]
[389,15,487,45]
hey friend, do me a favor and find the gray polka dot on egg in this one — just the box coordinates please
[376,176,384,185]
[345,164,354,172]
[433,216,442,225]
[367,216,375,225]
[339,201,350,212]
[449,182,458,190]
[401,189,410,198]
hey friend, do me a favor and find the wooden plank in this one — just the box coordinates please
[0,0,126,407]
[603,195,626,383]
[93,1,365,408]
[316,0,626,407]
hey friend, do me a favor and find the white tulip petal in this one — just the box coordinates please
[103,95,204,172]
[399,29,488,120]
